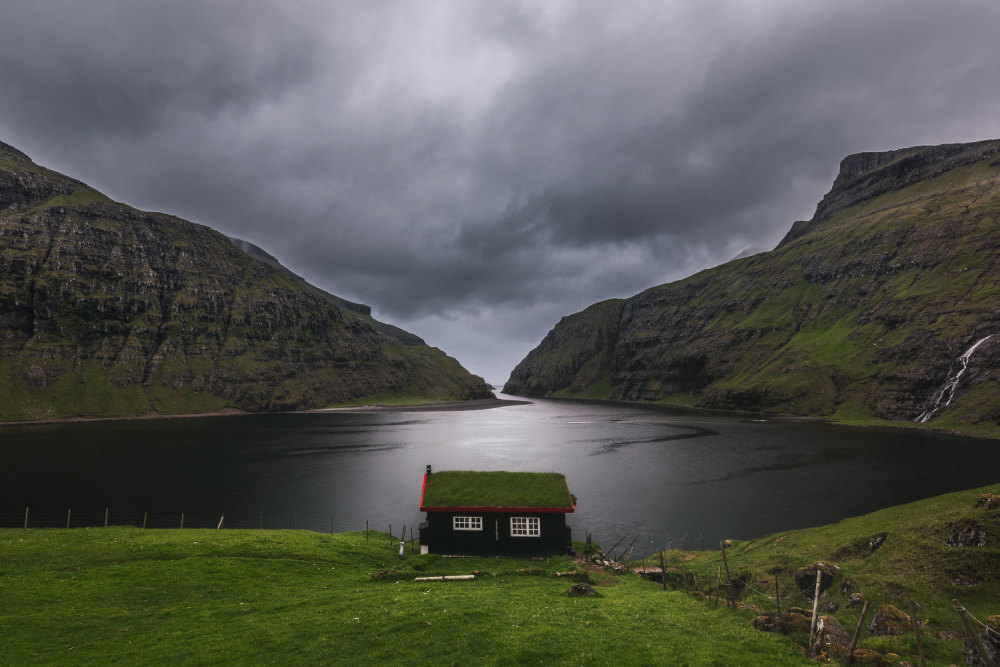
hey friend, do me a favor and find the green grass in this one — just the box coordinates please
[421,471,574,509]
[3,483,997,664]
[0,528,811,665]
[662,482,1000,665]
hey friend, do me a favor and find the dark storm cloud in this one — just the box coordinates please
[2,1,1000,382]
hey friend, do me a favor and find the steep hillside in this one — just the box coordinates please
[505,140,1000,432]
[0,141,492,421]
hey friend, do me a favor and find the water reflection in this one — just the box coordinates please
[2,396,999,548]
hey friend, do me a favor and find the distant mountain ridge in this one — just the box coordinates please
[505,140,1000,433]
[0,140,492,421]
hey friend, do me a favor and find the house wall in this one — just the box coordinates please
[419,512,571,556]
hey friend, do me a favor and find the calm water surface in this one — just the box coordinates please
[3,395,999,548]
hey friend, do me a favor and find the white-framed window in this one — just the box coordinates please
[452,516,482,531]
[510,516,540,537]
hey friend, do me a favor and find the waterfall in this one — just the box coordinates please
[915,334,994,423]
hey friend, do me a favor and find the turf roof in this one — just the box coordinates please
[420,471,574,510]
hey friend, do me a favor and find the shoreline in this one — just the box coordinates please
[0,397,531,427]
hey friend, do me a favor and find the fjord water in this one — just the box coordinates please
[3,395,999,548]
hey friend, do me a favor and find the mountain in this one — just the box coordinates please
[505,140,1000,432]
[0,140,492,421]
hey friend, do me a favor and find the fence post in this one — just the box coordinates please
[330,514,334,534]
[659,550,667,591]
[217,514,224,530]
[180,512,185,529]
[953,599,991,665]
[719,541,733,607]
[105,507,109,528]
[808,569,822,651]
[366,520,369,541]
[24,506,28,530]
[845,600,870,665]
[66,508,71,529]
[143,512,147,529]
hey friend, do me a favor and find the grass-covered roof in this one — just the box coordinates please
[420,471,574,510]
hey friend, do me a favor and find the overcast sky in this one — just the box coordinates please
[3,1,1000,384]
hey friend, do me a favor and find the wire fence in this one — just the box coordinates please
[0,507,380,534]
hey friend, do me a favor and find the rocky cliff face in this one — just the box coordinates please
[504,140,1000,431]
[0,141,492,421]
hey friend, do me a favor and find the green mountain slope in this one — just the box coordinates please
[505,140,1000,433]
[0,140,492,421]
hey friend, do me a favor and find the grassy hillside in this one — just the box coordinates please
[3,483,997,664]
[505,141,1000,436]
[0,140,492,422]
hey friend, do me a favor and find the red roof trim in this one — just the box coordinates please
[420,505,574,514]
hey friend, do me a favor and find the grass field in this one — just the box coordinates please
[2,483,998,665]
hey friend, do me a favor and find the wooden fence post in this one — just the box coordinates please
[808,569,822,651]
[24,506,29,530]
[907,598,926,667]
[66,509,71,529]
[366,520,369,541]
[330,514,334,534]
[104,507,109,528]
[143,512,147,529]
[659,550,667,590]
[953,599,991,666]
[180,512,185,529]
[845,600,870,665]
[719,541,733,607]
[217,514,224,530]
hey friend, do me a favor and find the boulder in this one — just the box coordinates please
[751,608,813,634]
[868,532,887,552]
[867,603,910,636]
[810,615,850,659]
[848,648,890,665]
[566,582,599,597]
[975,493,999,509]
[947,523,988,547]
[963,614,1000,667]
[794,561,840,600]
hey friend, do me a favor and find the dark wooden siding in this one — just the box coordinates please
[419,512,571,556]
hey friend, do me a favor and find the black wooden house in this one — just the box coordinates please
[418,466,575,556]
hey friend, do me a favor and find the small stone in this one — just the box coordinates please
[794,561,840,600]
[566,582,599,597]
[811,615,850,659]
[975,492,999,509]
[947,523,988,547]
[868,603,910,636]
[848,592,866,607]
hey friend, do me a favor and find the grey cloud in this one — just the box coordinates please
[2,1,1000,382]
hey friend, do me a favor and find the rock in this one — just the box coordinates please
[822,600,838,613]
[794,561,840,600]
[848,648,890,666]
[867,603,910,636]
[963,615,1000,666]
[976,493,1000,509]
[868,532,887,552]
[566,582,599,597]
[810,615,850,659]
[751,609,813,634]
[947,523,988,547]
[848,593,866,608]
